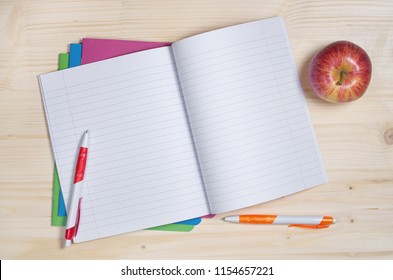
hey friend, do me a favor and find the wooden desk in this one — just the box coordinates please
[0,0,392,259]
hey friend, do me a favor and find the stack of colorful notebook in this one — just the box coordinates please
[51,38,214,232]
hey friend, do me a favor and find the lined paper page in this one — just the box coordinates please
[39,47,209,243]
[173,17,328,213]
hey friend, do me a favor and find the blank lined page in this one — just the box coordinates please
[172,17,328,213]
[39,47,209,243]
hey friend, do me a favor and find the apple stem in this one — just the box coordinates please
[336,70,349,85]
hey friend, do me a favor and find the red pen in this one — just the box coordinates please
[65,130,89,247]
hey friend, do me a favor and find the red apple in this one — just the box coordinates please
[308,41,372,103]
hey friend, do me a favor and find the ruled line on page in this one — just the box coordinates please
[43,61,174,94]
[210,170,325,205]
[175,34,284,65]
[46,82,179,109]
[49,97,185,132]
[179,46,288,79]
[80,201,209,231]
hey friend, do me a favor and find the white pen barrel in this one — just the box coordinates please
[65,181,84,229]
[273,215,324,225]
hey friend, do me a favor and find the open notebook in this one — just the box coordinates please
[38,17,327,243]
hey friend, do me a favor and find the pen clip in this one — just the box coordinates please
[74,197,82,238]
[288,224,331,229]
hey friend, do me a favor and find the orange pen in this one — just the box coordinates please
[223,214,336,229]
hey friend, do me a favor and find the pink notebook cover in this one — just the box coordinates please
[81,38,171,64]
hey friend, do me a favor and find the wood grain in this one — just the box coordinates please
[0,0,392,259]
